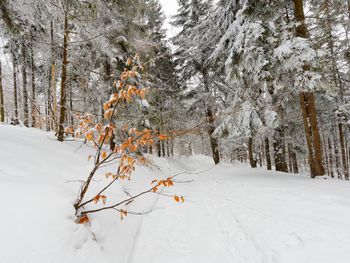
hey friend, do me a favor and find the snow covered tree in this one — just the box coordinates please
[171,0,221,164]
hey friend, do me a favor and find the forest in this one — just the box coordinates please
[1,0,350,262]
[1,0,350,179]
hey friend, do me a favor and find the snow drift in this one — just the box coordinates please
[1,125,350,263]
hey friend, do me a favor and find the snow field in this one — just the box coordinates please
[1,125,350,263]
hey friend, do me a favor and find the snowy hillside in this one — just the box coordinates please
[1,125,350,263]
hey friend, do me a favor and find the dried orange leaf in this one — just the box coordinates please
[77,215,89,224]
[101,151,107,160]
[174,195,180,202]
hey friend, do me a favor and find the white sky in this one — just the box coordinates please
[159,0,180,38]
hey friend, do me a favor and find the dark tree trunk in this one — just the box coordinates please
[288,143,293,173]
[332,121,341,178]
[166,140,170,157]
[0,62,4,122]
[339,123,349,180]
[69,84,74,129]
[22,44,29,127]
[58,12,69,142]
[12,46,19,121]
[293,0,325,177]
[265,137,272,170]
[291,152,299,174]
[170,138,174,157]
[273,128,288,172]
[248,137,257,168]
[49,20,57,131]
[30,38,36,128]
[161,141,165,157]
[328,138,334,178]
[202,69,220,165]
[157,139,161,157]
[258,145,262,167]
[320,120,330,176]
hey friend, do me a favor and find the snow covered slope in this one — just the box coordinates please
[1,125,350,263]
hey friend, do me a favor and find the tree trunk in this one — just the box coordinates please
[166,140,170,157]
[288,143,299,174]
[328,138,334,178]
[339,123,349,179]
[157,139,161,157]
[0,62,4,122]
[161,140,165,157]
[293,0,325,177]
[248,137,257,168]
[22,44,29,127]
[49,20,57,131]
[299,92,325,177]
[265,137,272,170]
[258,144,262,167]
[30,38,36,128]
[332,121,342,178]
[58,12,69,142]
[69,84,74,129]
[273,128,288,172]
[288,143,293,173]
[291,151,299,174]
[202,69,220,164]
[170,138,174,157]
[12,46,19,122]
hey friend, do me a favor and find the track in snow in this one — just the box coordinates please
[129,157,350,263]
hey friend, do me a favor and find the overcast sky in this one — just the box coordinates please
[159,0,179,38]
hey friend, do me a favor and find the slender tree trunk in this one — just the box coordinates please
[248,137,257,168]
[161,141,165,157]
[12,46,19,122]
[22,44,29,127]
[291,151,299,174]
[58,12,69,142]
[258,144,262,167]
[156,127,161,157]
[47,62,51,131]
[288,143,293,173]
[30,38,36,128]
[265,137,272,170]
[157,139,161,157]
[166,140,170,157]
[202,69,220,164]
[0,62,4,122]
[171,138,174,157]
[339,123,349,179]
[293,0,325,177]
[69,84,74,128]
[49,20,57,131]
[345,130,349,176]
[273,128,288,172]
[328,138,334,178]
[320,120,330,176]
[332,121,342,178]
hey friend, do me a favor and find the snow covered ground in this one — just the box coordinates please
[1,125,350,263]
